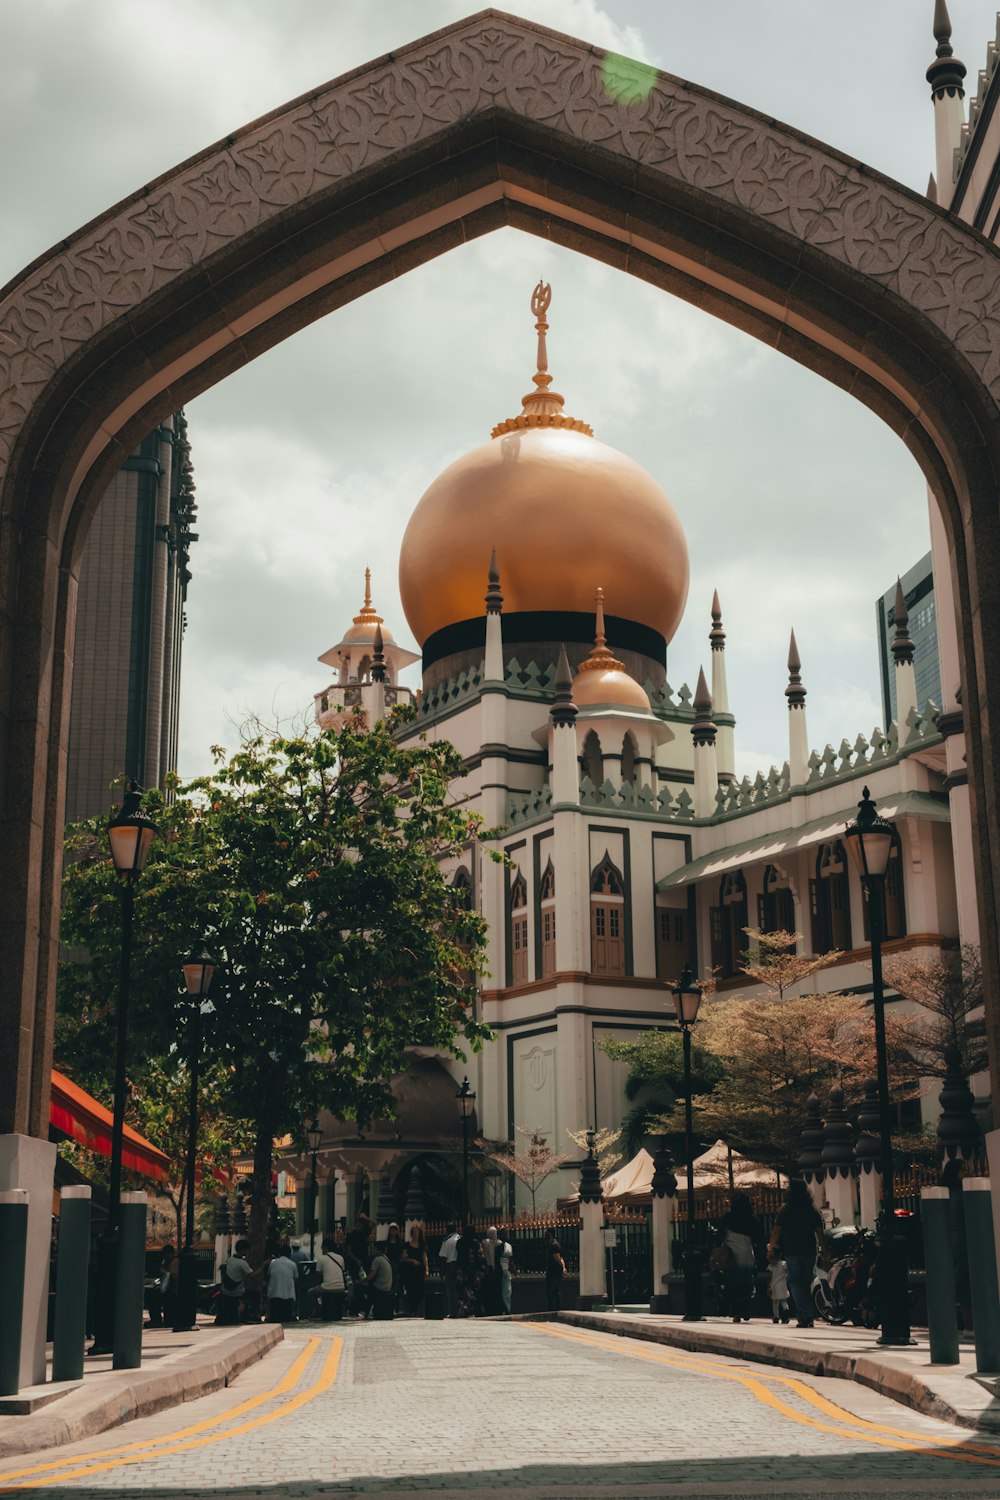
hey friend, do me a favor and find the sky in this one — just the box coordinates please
[3,0,999,781]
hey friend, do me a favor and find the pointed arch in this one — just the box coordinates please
[3,9,1000,1134]
[621,731,638,786]
[582,730,603,789]
[539,857,556,978]
[812,841,852,953]
[509,869,529,987]
[590,850,626,976]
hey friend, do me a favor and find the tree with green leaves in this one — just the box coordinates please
[58,713,491,1256]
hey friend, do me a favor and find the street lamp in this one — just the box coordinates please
[306,1119,322,1260]
[671,965,703,1322]
[456,1077,476,1228]
[174,944,216,1333]
[844,785,912,1346]
[90,788,157,1356]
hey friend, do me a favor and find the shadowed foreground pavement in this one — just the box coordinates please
[2,1318,1000,1498]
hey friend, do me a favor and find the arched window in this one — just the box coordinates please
[510,872,529,985]
[451,866,473,910]
[621,732,638,786]
[861,835,906,942]
[710,869,748,977]
[582,730,603,787]
[590,851,625,976]
[759,864,796,945]
[656,904,688,981]
[539,859,556,977]
[811,841,852,953]
[357,654,371,682]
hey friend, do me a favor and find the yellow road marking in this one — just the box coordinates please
[0,1337,319,1484]
[524,1322,1000,1471]
[0,1337,341,1492]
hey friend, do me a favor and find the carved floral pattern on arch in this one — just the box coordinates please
[2,11,1000,475]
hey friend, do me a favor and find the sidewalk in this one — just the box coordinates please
[558,1308,1000,1432]
[0,1319,281,1460]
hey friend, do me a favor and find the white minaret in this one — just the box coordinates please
[890,577,919,735]
[691,667,718,818]
[710,590,736,783]
[484,547,504,683]
[786,629,809,787]
[927,0,966,210]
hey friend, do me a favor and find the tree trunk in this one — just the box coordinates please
[249,1117,274,1265]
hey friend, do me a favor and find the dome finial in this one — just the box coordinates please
[594,587,607,651]
[353,567,383,629]
[491,285,593,438]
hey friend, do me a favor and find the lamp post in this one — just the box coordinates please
[456,1077,476,1228]
[671,965,703,1322]
[173,944,216,1333]
[90,789,157,1355]
[306,1120,322,1261]
[844,785,911,1347]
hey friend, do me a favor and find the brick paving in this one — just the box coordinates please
[2,1318,1000,1497]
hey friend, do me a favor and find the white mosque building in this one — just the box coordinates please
[304,265,975,1217]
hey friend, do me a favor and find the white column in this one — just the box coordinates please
[823,1172,857,1229]
[0,1134,56,1387]
[578,1198,605,1305]
[857,1168,882,1232]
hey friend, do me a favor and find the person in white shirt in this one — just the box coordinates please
[439,1222,460,1317]
[367,1247,394,1320]
[312,1235,350,1322]
[484,1226,514,1314]
[266,1245,299,1324]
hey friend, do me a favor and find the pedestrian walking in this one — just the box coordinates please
[400,1225,428,1316]
[266,1244,299,1324]
[544,1228,566,1312]
[146,1244,177,1328]
[717,1191,764,1322]
[439,1221,460,1318]
[483,1226,513,1315]
[769,1179,825,1328]
[384,1222,404,1312]
[345,1214,373,1317]
[216,1239,255,1326]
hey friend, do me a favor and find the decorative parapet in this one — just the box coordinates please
[506,785,553,826]
[643,678,695,717]
[416,661,484,720]
[504,657,556,695]
[804,701,940,789]
[714,761,790,816]
[579,776,694,820]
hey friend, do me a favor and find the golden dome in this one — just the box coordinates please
[572,591,652,711]
[398,284,688,650]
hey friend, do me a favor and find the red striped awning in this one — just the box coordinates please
[50,1069,171,1182]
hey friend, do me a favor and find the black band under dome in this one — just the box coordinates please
[421,611,667,671]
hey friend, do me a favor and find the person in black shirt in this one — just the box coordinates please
[770,1180,825,1327]
[544,1229,566,1312]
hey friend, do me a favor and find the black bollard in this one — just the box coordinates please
[963,1179,1000,1374]
[53,1186,92,1383]
[113,1192,147,1371]
[920,1187,959,1365]
[0,1190,29,1397]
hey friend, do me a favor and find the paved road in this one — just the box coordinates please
[2,1317,1000,1498]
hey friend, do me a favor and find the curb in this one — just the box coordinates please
[556,1311,1000,1433]
[0,1323,283,1460]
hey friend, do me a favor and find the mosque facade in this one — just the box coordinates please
[309,273,973,1216]
[294,7,990,1219]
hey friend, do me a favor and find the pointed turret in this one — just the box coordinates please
[786,629,809,787]
[484,549,504,682]
[550,644,577,729]
[709,590,736,783]
[691,667,718,818]
[371,623,386,684]
[891,577,919,734]
[369,622,386,721]
[927,0,966,209]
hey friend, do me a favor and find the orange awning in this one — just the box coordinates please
[50,1069,170,1182]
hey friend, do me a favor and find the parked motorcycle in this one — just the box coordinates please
[813,1225,879,1326]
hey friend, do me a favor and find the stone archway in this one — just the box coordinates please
[3,9,1000,1137]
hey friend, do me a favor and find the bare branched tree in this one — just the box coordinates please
[476,1126,568,1215]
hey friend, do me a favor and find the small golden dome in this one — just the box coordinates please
[572,591,651,711]
[342,568,396,646]
[397,285,688,650]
